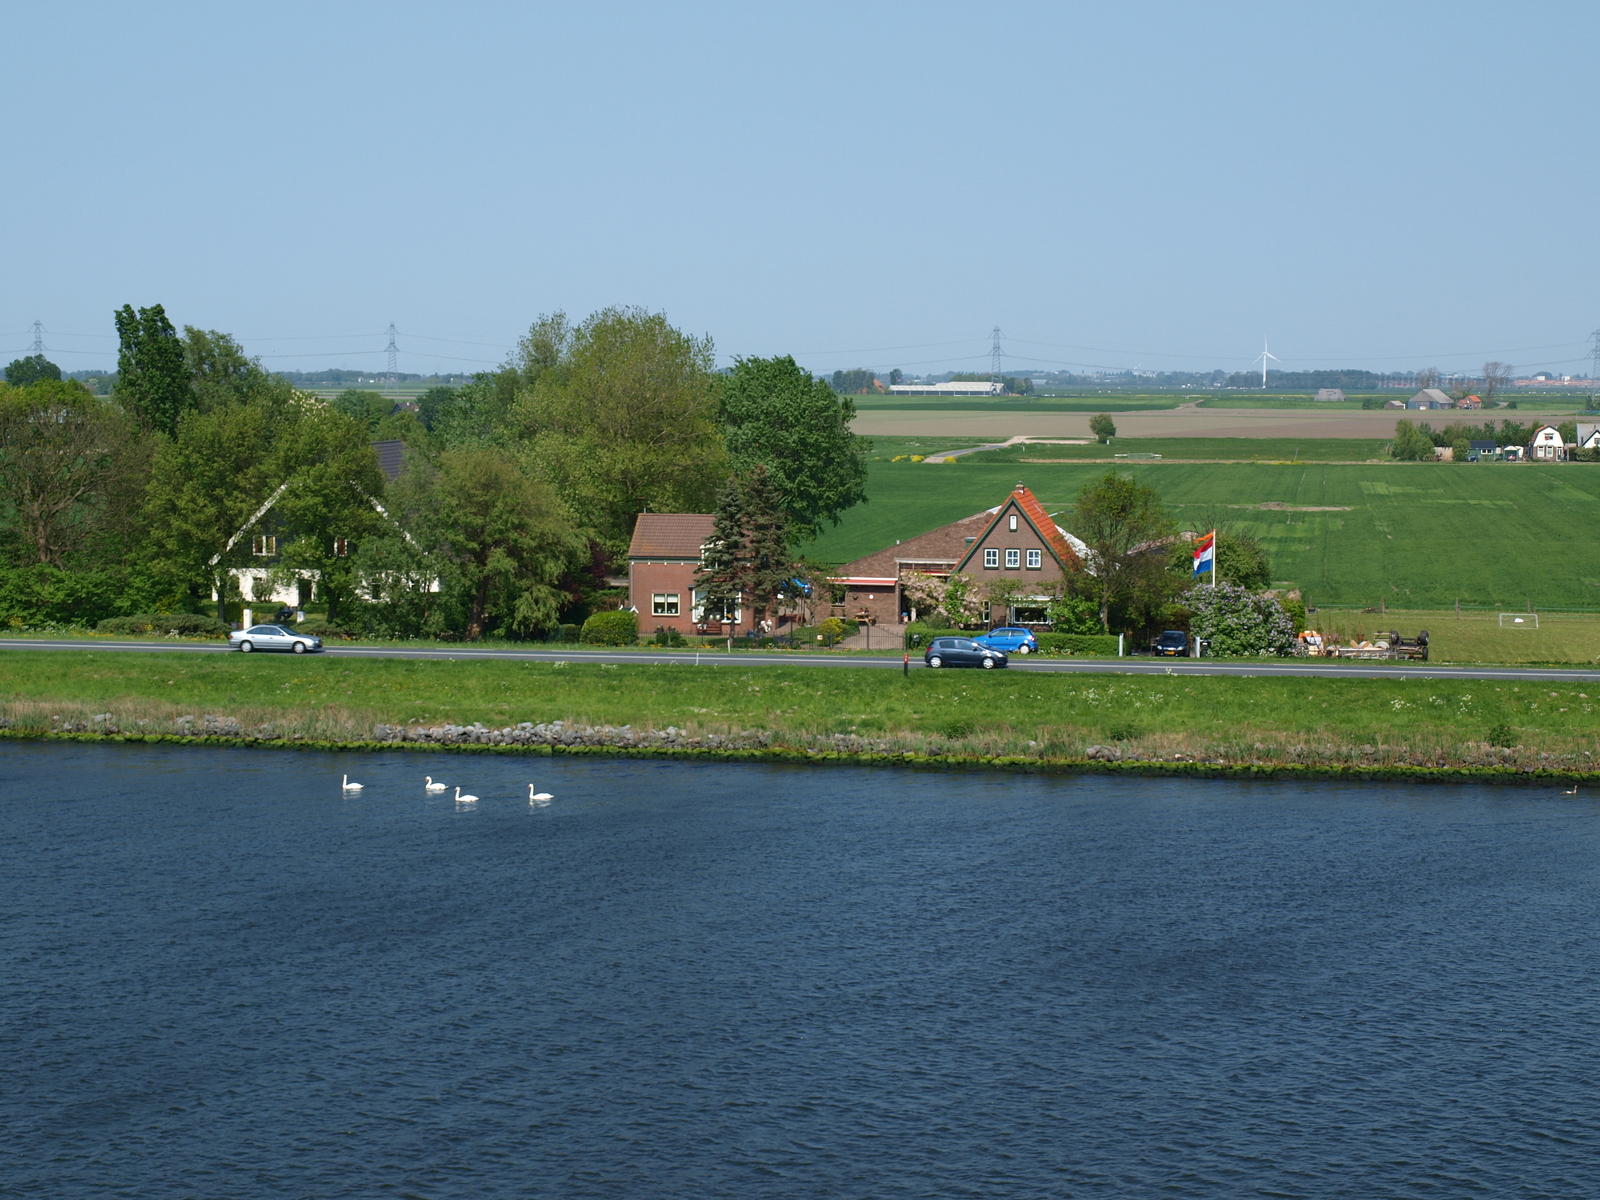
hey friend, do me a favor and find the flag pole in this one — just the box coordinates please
[1211,529,1217,587]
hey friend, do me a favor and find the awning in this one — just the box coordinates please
[830,577,898,588]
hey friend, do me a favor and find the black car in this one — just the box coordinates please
[1152,630,1189,657]
[923,637,1009,669]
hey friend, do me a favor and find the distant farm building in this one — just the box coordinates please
[888,380,1002,396]
[1457,394,1482,409]
[1407,388,1453,409]
[1577,423,1600,451]
[1314,388,1345,402]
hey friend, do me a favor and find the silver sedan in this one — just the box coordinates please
[229,624,324,654]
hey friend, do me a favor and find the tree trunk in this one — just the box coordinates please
[467,581,489,640]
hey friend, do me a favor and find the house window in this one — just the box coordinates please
[251,536,276,557]
[1026,549,1042,569]
[332,538,349,557]
[1008,513,1018,532]
[653,593,680,616]
[983,548,999,569]
[1005,548,1021,569]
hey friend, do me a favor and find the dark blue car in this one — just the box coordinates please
[923,637,1009,669]
[976,626,1038,655]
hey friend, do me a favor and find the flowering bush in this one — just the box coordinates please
[900,570,984,626]
[1187,583,1296,657]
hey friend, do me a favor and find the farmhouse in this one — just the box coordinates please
[1528,425,1568,461]
[831,483,1086,626]
[1407,388,1453,409]
[1577,423,1600,451]
[1457,394,1483,409]
[626,513,766,637]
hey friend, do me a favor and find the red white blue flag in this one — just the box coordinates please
[1193,530,1216,578]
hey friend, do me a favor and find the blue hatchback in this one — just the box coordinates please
[975,626,1038,655]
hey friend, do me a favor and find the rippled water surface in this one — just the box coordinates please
[5,742,1600,1197]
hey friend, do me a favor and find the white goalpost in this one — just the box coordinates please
[1498,613,1539,629]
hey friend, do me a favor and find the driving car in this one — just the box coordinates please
[923,637,1009,669]
[1152,630,1189,657]
[976,626,1038,655]
[229,624,324,654]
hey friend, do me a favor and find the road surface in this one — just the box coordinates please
[4,638,1599,683]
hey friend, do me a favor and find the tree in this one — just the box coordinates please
[1187,583,1296,656]
[1390,420,1435,461]
[1089,413,1116,443]
[4,355,61,385]
[1171,529,1271,590]
[719,355,871,542]
[511,308,726,557]
[0,380,148,567]
[829,368,877,394]
[1482,361,1514,405]
[1072,471,1173,631]
[433,448,584,639]
[695,475,746,624]
[692,468,801,629]
[329,389,394,433]
[1417,367,1441,390]
[1046,591,1101,634]
[888,369,903,386]
[114,304,190,437]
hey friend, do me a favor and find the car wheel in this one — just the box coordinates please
[238,640,253,653]
[292,641,307,654]
[1017,644,1031,654]
[981,657,996,669]
[927,655,943,668]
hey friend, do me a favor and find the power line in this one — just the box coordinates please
[384,323,398,390]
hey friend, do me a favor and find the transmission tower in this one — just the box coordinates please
[29,320,44,354]
[384,323,399,390]
[1590,326,1600,406]
[990,326,1003,392]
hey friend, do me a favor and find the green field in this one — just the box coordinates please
[959,438,1391,462]
[852,395,1179,413]
[1196,395,1380,409]
[809,451,1600,610]
[4,650,1596,772]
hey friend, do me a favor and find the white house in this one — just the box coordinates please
[1576,423,1600,451]
[1528,425,1567,461]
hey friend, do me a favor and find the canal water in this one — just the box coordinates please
[4,741,1599,1197]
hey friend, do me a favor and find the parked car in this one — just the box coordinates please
[976,626,1039,655]
[1152,630,1189,657]
[229,624,324,654]
[923,637,1009,669]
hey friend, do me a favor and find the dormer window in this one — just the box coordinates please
[251,536,276,557]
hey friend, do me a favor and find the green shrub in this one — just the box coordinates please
[580,610,638,646]
[97,613,231,638]
[558,623,580,643]
[1037,632,1121,656]
[817,616,852,646]
[1105,722,1143,741]
[650,625,686,647]
[0,566,152,629]
[904,622,972,645]
[292,616,353,639]
[1188,583,1296,656]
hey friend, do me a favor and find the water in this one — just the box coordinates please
[5,743,1600,1198]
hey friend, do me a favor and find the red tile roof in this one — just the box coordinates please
[628,513,715,560]
[970,484,1080,569]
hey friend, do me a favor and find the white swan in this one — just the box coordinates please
[342,774,363,792]
[454,786,478,804]
[424,776,446,792]
[529,784,553,805]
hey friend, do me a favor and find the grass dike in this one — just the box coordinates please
[4,649,1599,786]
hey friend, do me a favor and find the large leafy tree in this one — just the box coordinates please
[182,327,291,412]
[114,304,190,437]
[719,355,870,542]
[510,307,726,557]
[0,380,149,567]
[1072,471,1174,631]
[432,448,585,639]
[4,355,61,385]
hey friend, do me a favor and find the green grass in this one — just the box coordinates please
[961,438,1391,463]
[1195,395,1380,409]
[1313,609,1600,665]
[851,395,1180,413]
[4,650,1596,770]
[808,451,1600,610]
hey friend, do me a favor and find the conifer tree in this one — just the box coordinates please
[738,465,798,628]
[695,475,746,624]
[114,303,190,437]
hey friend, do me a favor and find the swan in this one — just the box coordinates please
[454,786,478,804]
[342,774,363,792]
[1564,784,1580,795]
[529,784,553,805]
[424,776,446,792]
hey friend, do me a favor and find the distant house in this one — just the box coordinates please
[1576,423,1600,451]
[1314,388,1345,402]
[888,380,1002,396]
[627,513,762,637]
[1384,398,1405,409]
[1528,425,1567,461]
[1468,439,1498,461]
[1407,388,1453,409]
[1457,394,1482,409]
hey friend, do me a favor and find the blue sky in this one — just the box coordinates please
[5,2,1596,379]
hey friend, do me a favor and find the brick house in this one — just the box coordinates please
[627,512,802,637]
[831,484,1086,626]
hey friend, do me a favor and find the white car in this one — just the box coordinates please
[229,624,323,654]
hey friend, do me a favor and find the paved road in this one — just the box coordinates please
[5,637,1600,683]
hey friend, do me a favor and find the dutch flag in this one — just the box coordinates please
[1192,530,1216,579]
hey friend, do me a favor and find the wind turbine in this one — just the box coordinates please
[1252,339,1280,389]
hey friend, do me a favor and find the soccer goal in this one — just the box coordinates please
[1498,613,1539,629]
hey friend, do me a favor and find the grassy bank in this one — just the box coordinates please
[4,650,1597,776]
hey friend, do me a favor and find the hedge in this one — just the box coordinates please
[580,610,638,646]
[97,613,231,637]
[1037,632,1120,657]
[0,566,153,628]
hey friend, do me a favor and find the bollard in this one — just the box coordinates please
[903,652,909,677]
